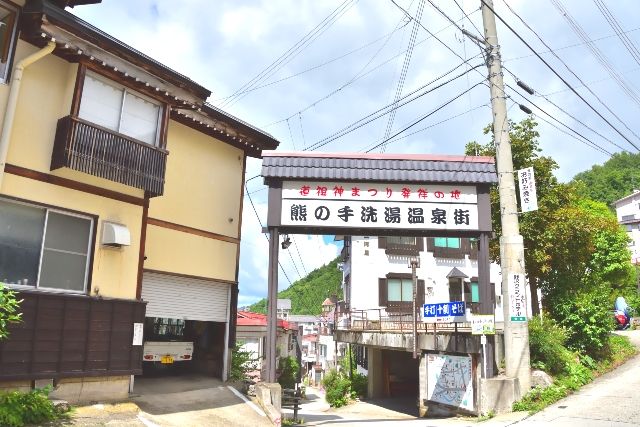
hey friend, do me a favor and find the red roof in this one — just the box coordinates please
[237,311,293,330]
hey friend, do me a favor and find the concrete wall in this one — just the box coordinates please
[366,347,384,399]
[49,376,130,404]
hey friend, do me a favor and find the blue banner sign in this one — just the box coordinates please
[422,301,466,323]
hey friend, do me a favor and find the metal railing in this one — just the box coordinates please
[336,308,485,333]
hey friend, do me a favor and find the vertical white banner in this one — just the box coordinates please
[517,167,538,212]
[508,274,527,322]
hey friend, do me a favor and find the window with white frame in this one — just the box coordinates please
[78,71,162,145]
[0,1,17,84]
[0,199,93,292]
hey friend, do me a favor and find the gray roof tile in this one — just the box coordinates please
[261,152,498,184]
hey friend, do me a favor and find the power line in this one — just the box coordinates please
[304,61,484,151]
[221,0,357,108]
[503,25,640,62]
[212,24,410,103]
[380,0,426,153]
[292,236,308,276]
[366,81,485,152]
[503,67,628,153]
[262,10,480,129]
[481,0,640,152]
[451,0,483,38]
[505,83,613,156]
[592,0,640,67]
[358,103,489,152]
[245,183,294,287]
[548,0,640,110]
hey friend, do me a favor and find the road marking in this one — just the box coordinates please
[137,414,161,427]
[227,386,266,417]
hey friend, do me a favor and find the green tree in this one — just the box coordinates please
[465,118,562,313]
[572,151,640,206]
[0,283,21,340]
[465,118,634,322]
[249,258,343,315]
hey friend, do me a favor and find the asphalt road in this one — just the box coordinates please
[508,330,640,427]
[62,331,640,426]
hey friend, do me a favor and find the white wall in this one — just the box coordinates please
[615,193,640,264]
[345,236,538,322]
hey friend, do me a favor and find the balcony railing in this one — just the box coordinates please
[335,308,500,333]
[51,116,167,196]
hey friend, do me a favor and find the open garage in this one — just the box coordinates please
[139,272,230,379]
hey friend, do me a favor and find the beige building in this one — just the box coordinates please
[0,0,278,403]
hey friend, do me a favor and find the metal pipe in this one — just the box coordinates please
[0,41,56,190]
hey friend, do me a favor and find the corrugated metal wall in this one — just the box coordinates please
[141,272,229,322]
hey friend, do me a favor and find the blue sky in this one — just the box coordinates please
[71,0,640,306]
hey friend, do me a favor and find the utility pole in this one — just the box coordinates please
[480,0,531,393]
[410,258,419,359]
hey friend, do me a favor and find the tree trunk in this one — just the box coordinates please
[529,276,540,316]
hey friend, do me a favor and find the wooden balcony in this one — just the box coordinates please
[51,116,167,196]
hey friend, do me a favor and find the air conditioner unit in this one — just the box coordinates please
[102,221,131,247]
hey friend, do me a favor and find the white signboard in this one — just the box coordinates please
[426,353,474,411]
[471,314,495,335]
[508,274,527,322]
[281,181,479,230]
[132,322,144,346]
[517,167,538,212]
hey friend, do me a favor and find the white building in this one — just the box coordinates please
[613,190,640,264]
[343,236,505,322]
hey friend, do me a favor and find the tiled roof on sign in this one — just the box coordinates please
[261,152,498,184]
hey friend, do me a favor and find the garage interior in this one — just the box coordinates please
[375,349,420,416]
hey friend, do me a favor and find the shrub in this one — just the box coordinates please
[528,316,573,375]
[0,387,69,427]
[277,356,299,389]
[350,373,367,398]
[513,384,568,413]
[552,290,612,355]
[322,369,351,408]
[0,283,22,340]
[229,342,259,382]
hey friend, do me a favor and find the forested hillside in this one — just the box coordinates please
[248,258,343,315]
[572,152,640,206]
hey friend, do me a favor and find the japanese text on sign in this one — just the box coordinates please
[281,181,479,231]
[471,315,495,335]
[508,273,527,322]
[422,301,467,323]
[517,167,538,212]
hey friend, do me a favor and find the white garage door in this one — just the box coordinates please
[142,272,229,322]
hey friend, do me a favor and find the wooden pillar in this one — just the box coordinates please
[265,227,279,382]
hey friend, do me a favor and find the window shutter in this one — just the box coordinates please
[378,237,387,249]
[417,279,425,306]
[378,278,387,306]
[426,237,435,252]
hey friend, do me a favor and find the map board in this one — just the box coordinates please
[425,353,474,411]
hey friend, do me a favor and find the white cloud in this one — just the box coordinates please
[71,0,640,304]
